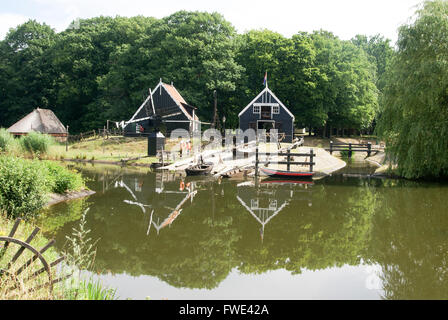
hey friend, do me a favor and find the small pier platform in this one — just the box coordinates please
[159,142,346,180]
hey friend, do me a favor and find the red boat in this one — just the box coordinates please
[260,179,314,185]
[259,167,314,178]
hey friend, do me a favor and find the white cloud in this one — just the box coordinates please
[0,13,29,40]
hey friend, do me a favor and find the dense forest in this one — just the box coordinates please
[0,11,392,134]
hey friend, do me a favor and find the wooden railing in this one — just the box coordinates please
[327,141,372,158]
[254,147,316,176]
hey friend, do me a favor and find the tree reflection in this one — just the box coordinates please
[367,182,448,299]
[45,167,448,298]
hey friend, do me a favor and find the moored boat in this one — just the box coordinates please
[260,179,314,185]
[185,162,213,176]
[259,167,314,178]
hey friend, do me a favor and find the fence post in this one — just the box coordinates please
[348,143,352,158]
[66,125,69,152]
[232,136,237,160]
[330,141,333,155]
[367,142,372,157]
[287,149,291,171]
[255,146,259,177]
[310,149,314,173]
[222,130,226,148]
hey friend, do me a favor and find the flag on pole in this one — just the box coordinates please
[263,71,267,87]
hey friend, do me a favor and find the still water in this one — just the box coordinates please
[40,163,448,300]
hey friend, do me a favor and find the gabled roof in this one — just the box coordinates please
[153,81,199,121]
[238,87,295,120]
[8,108,66,134]
[128,93,155,124]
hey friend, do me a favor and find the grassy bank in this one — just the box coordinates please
[47,136,159,165]
[0,130,117,299]
[0,213,117,300]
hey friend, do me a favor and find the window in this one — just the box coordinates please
[251,199,259,210]
[273,105,280,114]
[253,105,260,114]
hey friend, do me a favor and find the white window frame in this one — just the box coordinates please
[253,105,260,114]
[273,105,280,114]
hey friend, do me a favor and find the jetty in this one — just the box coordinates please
[158,139,346,180]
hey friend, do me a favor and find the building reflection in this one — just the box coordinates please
[118,172,204,236]
[236,179,313,242]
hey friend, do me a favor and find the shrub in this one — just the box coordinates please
[20,132,54,155]
[0,156,86,218]
[0,156,52,218]
[44,161,85,194]
[0,128,15,153]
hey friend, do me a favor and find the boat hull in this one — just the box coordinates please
[259,167,314,178]
[185,163,213,176]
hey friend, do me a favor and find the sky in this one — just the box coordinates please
[0,0,423,43]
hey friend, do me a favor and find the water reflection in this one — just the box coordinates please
[237,180,312,242]
[41,165,448,299]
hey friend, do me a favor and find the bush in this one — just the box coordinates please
[20,132,54,155]
[44,161,85,194]
[0,128,15,153]
[0,156,86,218]
[0,156,52,218]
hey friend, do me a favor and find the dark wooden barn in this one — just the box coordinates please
[124,80,199,137]
[239,86,295,143]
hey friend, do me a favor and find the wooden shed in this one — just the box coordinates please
[239,86,295,143]
[7,108,67,141]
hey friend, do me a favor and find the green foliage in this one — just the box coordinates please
[20,132,54,155]
[43,161,85,193]
[63,208,98,270]
[0,156,52,218]
[78,278,118,300]
[0,128,15,152]
[0,155,85,218]
[0,13,382,134]
[61,209,117,300]
[377,0,448,179]
[0,20,56,128]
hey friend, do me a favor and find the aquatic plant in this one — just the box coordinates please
[60,209,118,300]
[78,278,117,300]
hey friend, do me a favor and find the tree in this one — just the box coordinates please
[0,20,56,127]
[377,0,448,179]
[97,11,243,128]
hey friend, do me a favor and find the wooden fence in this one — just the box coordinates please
[254,147,316,176]
[68,128,124,143]
[327,141,372,158]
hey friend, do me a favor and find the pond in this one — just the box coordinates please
[40,162,448,300]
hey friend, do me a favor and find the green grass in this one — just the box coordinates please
[0,213,118,300]
[0,213,59,299]
[48,136,168,165]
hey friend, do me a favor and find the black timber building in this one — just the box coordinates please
[124,81,199,137]
[238,86,295,143]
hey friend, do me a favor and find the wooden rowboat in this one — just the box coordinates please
[185,163,213,176]
[259,167,314,178]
